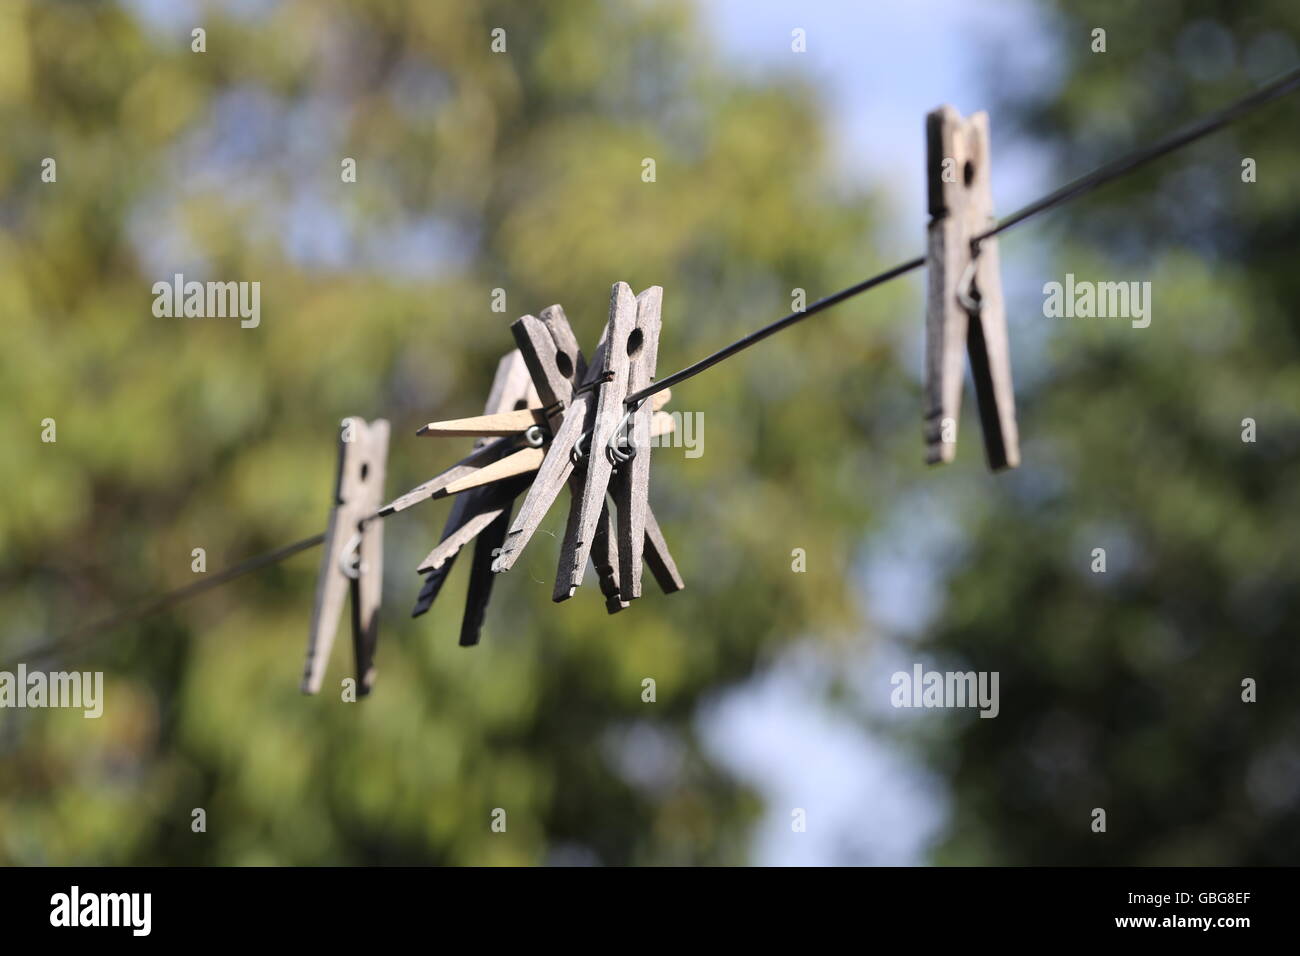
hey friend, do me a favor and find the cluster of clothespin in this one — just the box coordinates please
[301,282,685,695]
[300,106,1021,697]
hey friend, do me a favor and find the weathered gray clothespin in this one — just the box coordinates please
[610,286,662,599]
[491,307,616,596]
[555,283,681,603]
[925,106,1019,471]
[302,416,390,695]
[490,319,602,573]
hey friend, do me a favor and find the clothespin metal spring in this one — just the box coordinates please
[956,245,983,318]
[338,530,365,580]
[605,398,646,466]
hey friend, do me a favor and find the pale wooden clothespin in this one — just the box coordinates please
[302,416,390,695]
[925,106,1019,471]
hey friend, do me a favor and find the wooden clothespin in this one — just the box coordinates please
[489,306,603,578]
[611,286,662,599]
[556,283,679,603]
[452,350,542,646]
[410,349,535,646]
[302,416,390,695]
[924,106,1019,471]
[489,315,602,574]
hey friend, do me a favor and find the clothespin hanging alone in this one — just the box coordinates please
[924,106,1019,471]
[303,416,390,695]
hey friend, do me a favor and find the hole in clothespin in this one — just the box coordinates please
[360,462,370,482]
[963,160,975,186]
[626,328,644,357]
[512,398,529,410]
[555,350,574,379]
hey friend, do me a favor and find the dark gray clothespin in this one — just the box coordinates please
[555,283,681,603]
[410,350,535,646]
[494,307,626,604]
[302,416,390,695]
[925,105,1019,471]
[490,316,601,573]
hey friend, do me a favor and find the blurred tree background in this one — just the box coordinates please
[0,0,895,865]
[916,0,1300,865]
[0,0,1296,865]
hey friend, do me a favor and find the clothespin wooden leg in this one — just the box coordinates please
[303,416,389,695]
[643,508,685,594]
[556,282,638,600]
[351,514,384,695]
[925,106,1019,471]
[380,435,514,517]
[459,487,522,645]
[411,487,486,616]
[591,500,628,614]
[412,557,451,617]
[612,286,663,600]
[416,487,514,575]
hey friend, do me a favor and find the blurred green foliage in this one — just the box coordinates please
[2,0,1296,867]
[0,0,900,864]
[917,0,1300,864]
